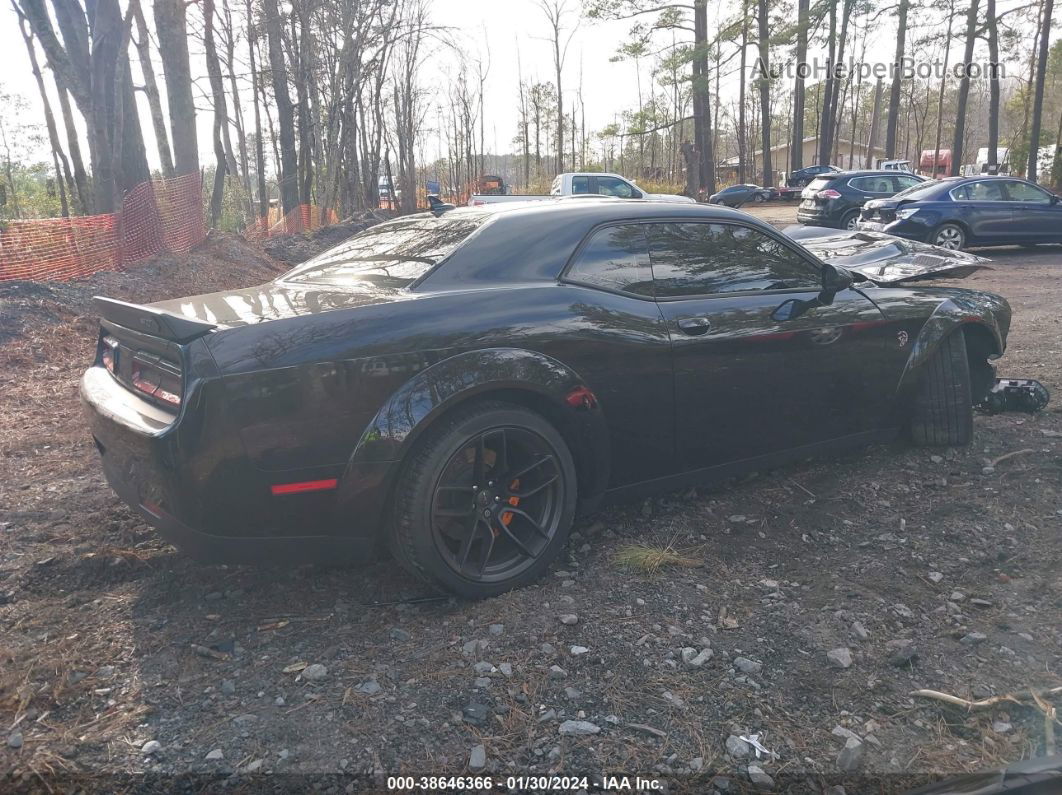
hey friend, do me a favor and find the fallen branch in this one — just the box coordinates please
[989,448,1035,467]
[912,686,1062,711]
[1032,691,1058,756]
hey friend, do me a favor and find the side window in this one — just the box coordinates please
[571,176,590,195]
[966,180,1005,201]
[595,176,635,198]
[893,175,922,191]
[1003,180,1051,203]
[646,222,820,297]
[851,176,892,192]
[565,224,653,296]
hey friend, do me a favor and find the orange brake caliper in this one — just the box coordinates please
[499,479,520,528]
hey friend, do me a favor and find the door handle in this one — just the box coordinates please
[676,316,712,335]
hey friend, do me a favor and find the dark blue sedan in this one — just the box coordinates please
[858,175,1062,250]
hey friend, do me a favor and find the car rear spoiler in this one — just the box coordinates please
[93,296,216,343]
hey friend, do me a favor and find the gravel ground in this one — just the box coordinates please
[1,224,1061,793]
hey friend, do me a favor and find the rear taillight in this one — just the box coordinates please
[816,189,842,200]
[100,335,118,373]
[131,354,182,407]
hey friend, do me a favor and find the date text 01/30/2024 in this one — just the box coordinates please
[386,775,663,790]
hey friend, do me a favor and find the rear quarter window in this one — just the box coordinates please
[565,224,654,296]
[281,216,486,288]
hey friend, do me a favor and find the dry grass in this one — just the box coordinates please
[610,543,701,575]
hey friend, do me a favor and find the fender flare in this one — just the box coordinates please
[349,347,611,507]
[896,294,1007,399]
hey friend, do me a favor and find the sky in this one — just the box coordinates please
[0,0,654,170]
[0,0,1032,171]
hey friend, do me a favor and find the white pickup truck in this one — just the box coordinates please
[467,172,695,205]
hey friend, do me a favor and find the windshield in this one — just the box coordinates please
[281,216,486,288]
[894,180,948,200]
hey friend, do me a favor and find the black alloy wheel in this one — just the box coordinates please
[389,402,577,598]
[431,426,564,583]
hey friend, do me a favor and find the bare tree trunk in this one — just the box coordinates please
[538,0,575,175]
[865,77,882,168]
[818,0,838,164]
[884,0,908,158]
[14,6,74,215]
[130,0,174,177]
[738,4,748,182]
[1027,0,1054,182]
[790,0,808,172]
[694,0,715,193]
[820,0,853,166]
[932,0,955,179]
[756,0,772,186]
[153,0,198,176]
[203,0,230,227]
[262,0,299,213]
[247,10,269,219]
[950,0,979,175]
[222,0,252,219]
[55,81,89,212]
[290,7,313,205]
[986,0,1000,171]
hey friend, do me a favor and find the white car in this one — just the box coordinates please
[468,172,695,205]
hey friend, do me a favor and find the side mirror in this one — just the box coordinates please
[1051,194,1060,205]
[630,189,643,199]
[821,263,854,294]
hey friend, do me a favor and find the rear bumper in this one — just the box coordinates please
[797,210,841,228]
[81,366,383,565]
[102,454,374,564]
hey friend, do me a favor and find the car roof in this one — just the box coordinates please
[420,199,771,289]
[827,170,908,178]
[440,197,749,222]
[953,175,1026,182]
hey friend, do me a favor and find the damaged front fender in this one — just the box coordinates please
[896,291,1011,400]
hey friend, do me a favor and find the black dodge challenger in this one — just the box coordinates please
[82,200,1010,597]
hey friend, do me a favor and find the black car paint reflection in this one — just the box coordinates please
[80,200,1011,563]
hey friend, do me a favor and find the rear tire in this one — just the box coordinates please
[908,332,974,447]
[753,193,766,203]
[841,210,860,230]
[388,401,577,599]
[933,223,966,250]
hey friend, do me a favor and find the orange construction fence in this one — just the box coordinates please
[0,173,206,282]
[244,203,338,241]
[0,174,355,282]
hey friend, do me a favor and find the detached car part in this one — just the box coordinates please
[979,379,1051,414]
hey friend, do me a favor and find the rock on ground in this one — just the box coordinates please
[468,744,486,770]
[559,720,600,736]
[827,647,853,669]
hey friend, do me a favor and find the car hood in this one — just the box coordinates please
[148,279,404,329]
[645,192,697,204]
[784,226,991,285]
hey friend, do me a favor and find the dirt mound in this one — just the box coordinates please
[0,231,285,353]
[263,209,395,264]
